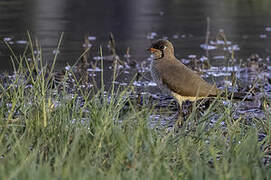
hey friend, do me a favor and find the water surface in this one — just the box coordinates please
[0,0,271,71]
[1,0,271,125]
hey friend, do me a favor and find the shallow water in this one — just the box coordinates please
[1,0,271,122]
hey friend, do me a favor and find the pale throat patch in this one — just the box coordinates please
[153,51,163,60]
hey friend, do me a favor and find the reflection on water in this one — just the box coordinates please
[0,0,271,72]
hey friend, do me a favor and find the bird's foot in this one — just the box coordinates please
[174,111,183,128]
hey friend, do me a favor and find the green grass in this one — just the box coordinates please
[0,37,271,180]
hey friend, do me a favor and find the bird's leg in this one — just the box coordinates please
[175,100,183,127]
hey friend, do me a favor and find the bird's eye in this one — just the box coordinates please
[159,45,165,50]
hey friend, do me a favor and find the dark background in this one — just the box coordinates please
[0,0,271,71]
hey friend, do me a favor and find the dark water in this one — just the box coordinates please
[1,0,271,124]
[1,0,271,72]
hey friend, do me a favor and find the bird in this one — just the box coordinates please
[147,39,248,125]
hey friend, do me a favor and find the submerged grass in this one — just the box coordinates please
[0,37,271,180]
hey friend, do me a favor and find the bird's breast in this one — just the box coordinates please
[150,61,171,94]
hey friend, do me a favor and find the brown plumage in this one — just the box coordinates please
[155,57,219,97]
[148,39,248,124]
[149,40,220,99]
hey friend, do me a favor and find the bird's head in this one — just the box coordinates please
[147,39,175,60]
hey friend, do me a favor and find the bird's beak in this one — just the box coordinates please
[147,48,159,53]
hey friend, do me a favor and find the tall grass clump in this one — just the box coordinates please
[0,35,271,180]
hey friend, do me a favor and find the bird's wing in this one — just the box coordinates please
[160,62,219,97]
